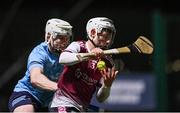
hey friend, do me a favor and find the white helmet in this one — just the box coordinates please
[86,17,116,46]
[45,18,72,41]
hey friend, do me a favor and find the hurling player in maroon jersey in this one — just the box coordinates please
[50,17,118,112]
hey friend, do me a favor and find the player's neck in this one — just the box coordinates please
[86,40,95,52]
[48,45,60,56]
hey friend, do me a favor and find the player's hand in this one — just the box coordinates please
[100,67,118,87]
[90,47,104,57]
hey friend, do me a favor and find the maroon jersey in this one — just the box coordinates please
[57,41,114,107]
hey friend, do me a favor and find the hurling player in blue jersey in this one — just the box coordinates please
[8,18,73,112]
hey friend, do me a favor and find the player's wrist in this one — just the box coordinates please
[102,84,111,89]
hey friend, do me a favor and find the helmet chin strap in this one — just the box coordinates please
[88,37,97,48]
[53,49,61,54]
[88,37,108,50]
[48,43,62,55]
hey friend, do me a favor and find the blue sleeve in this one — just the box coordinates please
[27,47,46,71]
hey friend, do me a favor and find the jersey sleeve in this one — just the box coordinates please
[64,41,81,53]
[27,47,46,71]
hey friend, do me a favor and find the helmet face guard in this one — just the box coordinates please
[52,30,72,40]
[45,18,73,41]
[45,18,73,53]
[86,17,116,48]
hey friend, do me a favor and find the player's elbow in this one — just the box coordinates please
[59,57,71,66]
[30,73,42,87]
[59,52,79,66]
[59,56,67,65]
[30,75,38,86]
[59,52,69,64]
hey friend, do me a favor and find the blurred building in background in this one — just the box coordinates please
[0,0,180,111]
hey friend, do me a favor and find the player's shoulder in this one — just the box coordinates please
[34,42,47,50]
[37,42,47,48]
[30,42,48,55]
[66,40,87,53]
[70,40,85,45]
[69,40,86,49]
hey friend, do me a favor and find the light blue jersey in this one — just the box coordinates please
[14,42,64,107]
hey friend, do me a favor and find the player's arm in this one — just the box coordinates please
[59,42,104,66]
[30,67,57,91]
[96,83,111,103]
[96,67,118,102]
[59,42,88,66]
[59,50,103,66]
[59,52,85,66]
